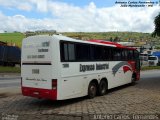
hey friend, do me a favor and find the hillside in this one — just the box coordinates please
[0,32,25,47]
[0,32,159,48]
[62,32,159,42]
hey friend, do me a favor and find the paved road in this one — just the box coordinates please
[141,70,160,78]
[0,77,20,88]
[0,76,21,96]
[0,70,160,120]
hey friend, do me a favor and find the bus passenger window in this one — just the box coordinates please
[60,42,68,61]
[76,44,90,61]
[68,44,75,61]
[113,48,121,61]
[60,42,75,61]
[64,43,68,61]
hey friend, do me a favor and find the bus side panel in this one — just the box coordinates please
[58,61,133,100]
[107,61,132,89]
[59,76,86,99]
[59,62,93,99]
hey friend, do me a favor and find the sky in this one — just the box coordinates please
[0,0,159,33]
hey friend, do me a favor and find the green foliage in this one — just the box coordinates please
[152,13,160,37]
[62,32,155,42]
[141,66,160,71]
[0,66,21,73]
[0,32,25,47]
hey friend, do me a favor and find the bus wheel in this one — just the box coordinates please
[98,80,107,96]
[131,74,136,85]
[88,82,97,99]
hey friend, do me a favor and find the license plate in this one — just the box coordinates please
[33,92,39,95]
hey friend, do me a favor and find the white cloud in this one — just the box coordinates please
[28,0,48,12]
[0,0,33,11]
[0,0,49,12]
[0,1,159,33]
[17,2,33,11]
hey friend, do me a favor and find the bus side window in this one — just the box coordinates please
[94,45,104,61]
[75,43,90,61]
[60,42,75,61]
[64,43,68,61]
[127,50,132,60]
[103,47,109,60]
[121,50,125,61]
[90,45,104,61]
[60,42,68,61]
[125,50,128,60]
[113,48,121,61]
[122,49,128,61]
[90,45,94,61]
[68,43,75,61]
[110,48,113,61]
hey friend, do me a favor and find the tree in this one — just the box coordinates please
[152,13,160,37]
[114,36,119,42]
[109,37,113,42]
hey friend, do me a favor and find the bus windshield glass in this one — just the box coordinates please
[148,56,157,60]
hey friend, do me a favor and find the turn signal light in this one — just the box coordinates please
[52,79,57,89]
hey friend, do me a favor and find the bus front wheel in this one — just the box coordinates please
[131,74,136,85]
[88,82,97,99]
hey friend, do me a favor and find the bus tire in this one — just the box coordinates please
[98,80,107,96]
[131,74,136,85]
[88,82,97,99]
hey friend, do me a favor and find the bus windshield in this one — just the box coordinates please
[148,56,157,60]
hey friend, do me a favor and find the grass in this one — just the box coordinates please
[0,66,21,73]
[141,66,160,71]
[0,32,25,47]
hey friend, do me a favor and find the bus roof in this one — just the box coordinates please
[53,35,116,47]
[53,35,129,48]
[88,39,136,50]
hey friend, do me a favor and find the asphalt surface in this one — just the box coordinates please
[141,70,160,78]
[0,76,21,96]
[0,77,20,88]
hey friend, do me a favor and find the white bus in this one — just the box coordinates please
[148,56,159,66]
[21,35,140,100]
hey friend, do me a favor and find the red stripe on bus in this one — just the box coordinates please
[21,87,57,100]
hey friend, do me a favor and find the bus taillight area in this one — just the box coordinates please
[52,79,57,90]
[21,87,57,100]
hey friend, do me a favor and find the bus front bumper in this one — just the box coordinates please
[22,87,57,100]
